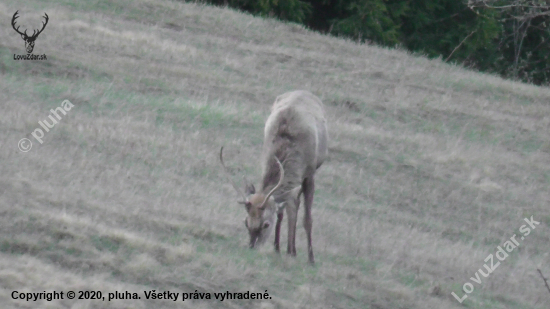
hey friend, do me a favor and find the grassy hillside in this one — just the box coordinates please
[1,0,550,308]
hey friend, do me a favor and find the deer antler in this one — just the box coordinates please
[11,11,49,40]
[219,147,247,204]
[37,13,48,36]
[259,156,285,209]
[29,13,49,39]
[11,11,26,37]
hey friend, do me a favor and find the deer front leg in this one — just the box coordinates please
[286,199,299,256]
[302,177,315,264]
[274,212,283,252]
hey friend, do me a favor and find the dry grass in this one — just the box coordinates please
[1,0,550,308]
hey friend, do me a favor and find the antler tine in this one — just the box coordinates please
[12,10,19,25]
[11,11,25,36]
[31,12,49,38]
[40,13,49,30]
[219,147,248,204]
[259,156,285,209]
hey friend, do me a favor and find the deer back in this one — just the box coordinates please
[260,90,328,195]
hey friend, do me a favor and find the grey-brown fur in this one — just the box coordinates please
[221,90,328,264]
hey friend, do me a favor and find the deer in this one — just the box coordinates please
[11,11,49,54]
[220,90,328,264]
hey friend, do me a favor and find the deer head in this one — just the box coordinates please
[219,147,287,248]
[12,11,49,54]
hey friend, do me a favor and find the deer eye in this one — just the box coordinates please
[244,219,249,228]
[262,221,270,229]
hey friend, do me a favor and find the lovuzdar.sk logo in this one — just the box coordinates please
[11,10,48,60]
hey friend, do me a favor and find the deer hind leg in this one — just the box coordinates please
[302,176,315,264]
[274,212,284,252]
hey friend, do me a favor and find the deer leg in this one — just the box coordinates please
[293,194,301,256]
[274,212,283,252]
[286,198,299,256]
[303,177,315,264]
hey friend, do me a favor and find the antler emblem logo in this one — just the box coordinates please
[11,11,49,54]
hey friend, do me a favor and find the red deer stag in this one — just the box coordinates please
[220,90,328,264]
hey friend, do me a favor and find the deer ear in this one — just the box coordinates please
[240,201,252,212]
[245,184,255,195]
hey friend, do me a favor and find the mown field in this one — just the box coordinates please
[1,0,549,308]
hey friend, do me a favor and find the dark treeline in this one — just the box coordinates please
[206,0,549,86]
